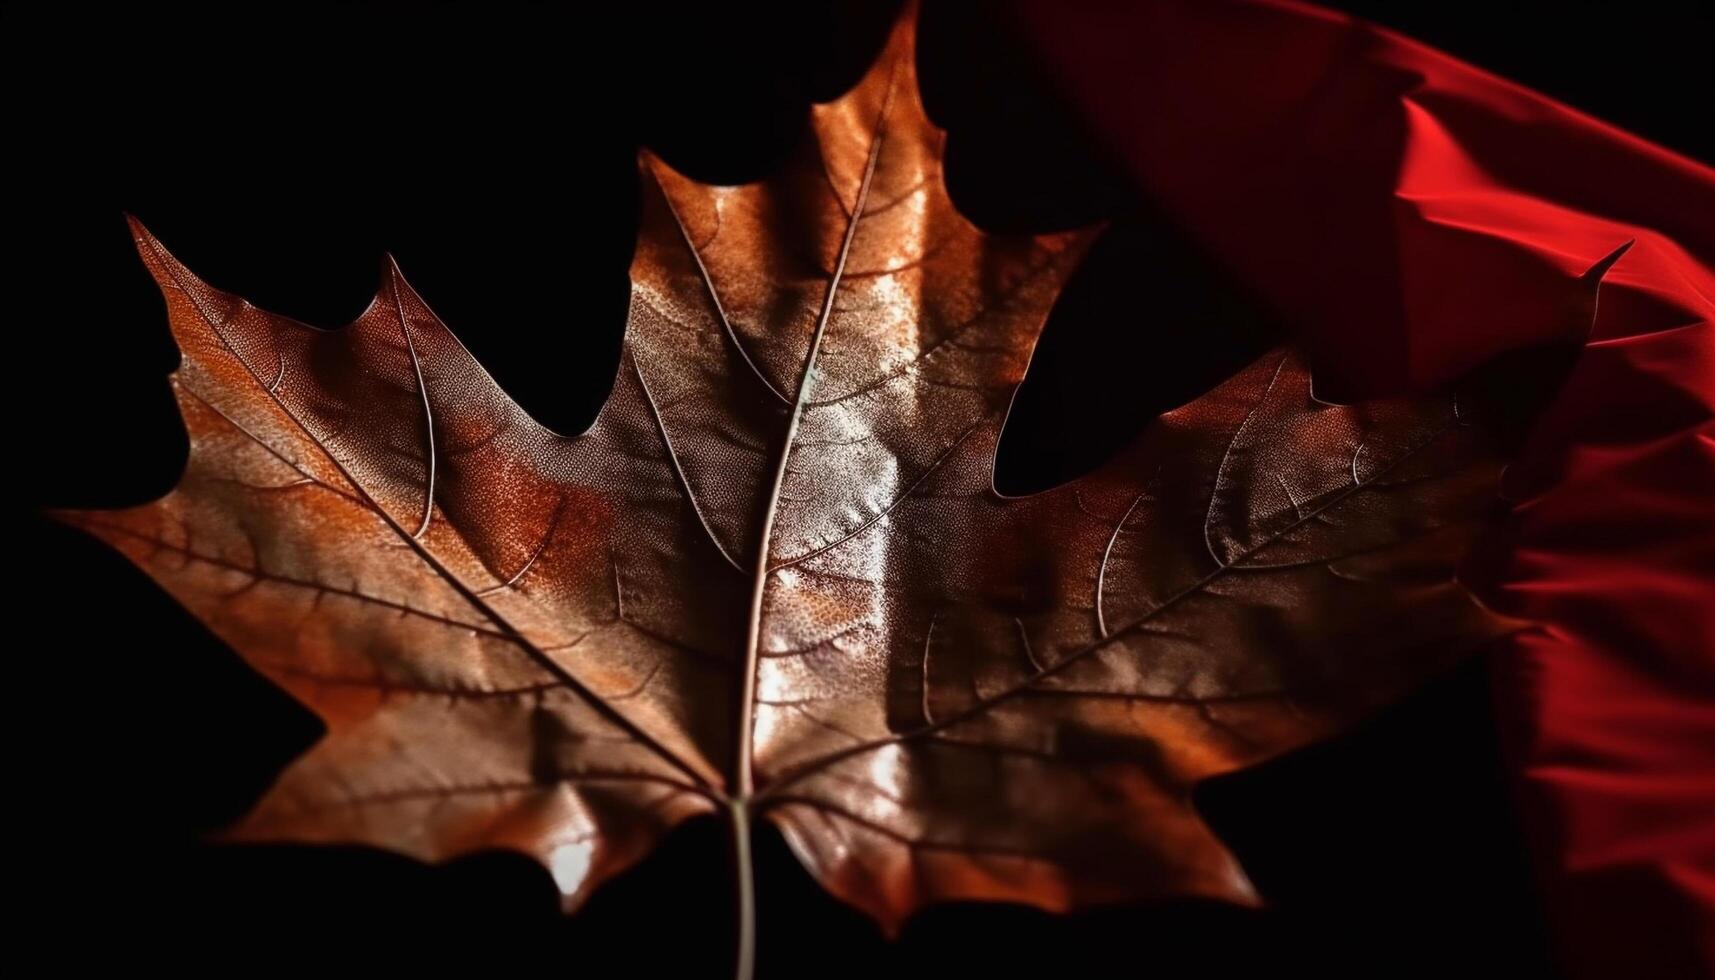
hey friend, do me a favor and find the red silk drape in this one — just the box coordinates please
[1011,2,1715,975]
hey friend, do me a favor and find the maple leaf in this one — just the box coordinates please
[57,5,1531,974]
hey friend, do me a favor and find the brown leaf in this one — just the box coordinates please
[57,2,1521,955]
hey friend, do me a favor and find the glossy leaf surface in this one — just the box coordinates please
[59,5,1523,933]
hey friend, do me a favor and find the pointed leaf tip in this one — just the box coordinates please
[122,213,200,293]
[377,251,431,314]
[124,212,158,253]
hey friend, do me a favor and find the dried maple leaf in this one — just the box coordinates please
[57,5,1528,974]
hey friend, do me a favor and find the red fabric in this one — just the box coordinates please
[1011,1,1715,975]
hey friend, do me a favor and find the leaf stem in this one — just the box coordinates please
[726,42,897,980]
[728,799,756,980]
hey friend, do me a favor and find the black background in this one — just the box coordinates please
[7,1,1709,976]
